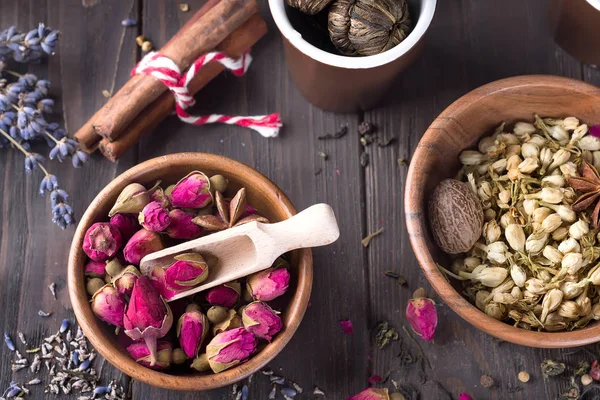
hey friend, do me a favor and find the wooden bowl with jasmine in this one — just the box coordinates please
[405,75,600,348]
[67,152,312,390]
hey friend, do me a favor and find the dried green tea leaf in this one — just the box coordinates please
[575,361,590,376]
[375,321,399,350]
[384,270,407,285]
[314,168,323,176]
[362,227,384,247]
[541,359,566,377]
[378,137,397,147]
[397,158,407,166]
[360,151,370,167]
[318,126,347,140]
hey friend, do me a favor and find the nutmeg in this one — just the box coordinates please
[428,179,484,254]
[328,0,411,56]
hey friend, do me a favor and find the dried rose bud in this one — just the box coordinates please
[91,285,126,328]
[459,393,474,400]
[207,306,229,324]
[346,388,390,400]
[123,229,164,265]
[406,288,438,341]
[150,266,178,301]
[206,327,257,373]
[113,265,141,296]
[165,209,202,240]
[172,348,188,365]
[590,360,600,380]
[123,276,173,366]
[191,353,210,372]
[242,301,283,342]
[87,277,105,296]
[84,260,106,279]
[206,282,241,308]
[176,304,209,358]
[246,267,290,301]
[109,214,139,242]
[212,309,243,335]
[105,258,125,278]
[109,183,152,217]
[126,340,172,370]
[138,201,171,232]
[164,253,209,292]
[83,223,123,262]
[170,171,213,209]
[150,187,170,208]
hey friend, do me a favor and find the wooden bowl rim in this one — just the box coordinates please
[405,75,600,348]
[68,152,313,390]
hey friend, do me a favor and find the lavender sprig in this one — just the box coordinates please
[0,24,84,230]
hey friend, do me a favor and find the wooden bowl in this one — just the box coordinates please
[67,153,312,390]
[405,75,600,348]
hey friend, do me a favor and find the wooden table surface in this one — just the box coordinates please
[1,0,600,399]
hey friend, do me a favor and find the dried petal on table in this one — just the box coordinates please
[346,387,389,400]
[339,320,354,334]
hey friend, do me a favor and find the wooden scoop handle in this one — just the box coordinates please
[255,204,340,257]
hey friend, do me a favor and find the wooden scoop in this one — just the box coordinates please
[139,204,339,301]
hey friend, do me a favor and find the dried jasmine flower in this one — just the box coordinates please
[141,41,153,52]
[313,387,325,396]
[317,125,347,140]
[375,321,399,349]
[541,359,566,377]
[179,3,190,12]
[318,151,328,160]
[102,90,111,98]
[362,227,384,247]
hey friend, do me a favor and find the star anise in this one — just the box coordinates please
[567,160,600,228]
[192,188,268,231]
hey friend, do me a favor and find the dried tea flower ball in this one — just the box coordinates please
[285,0,334,15]
[518,371,530,383]
[328,0,411,56]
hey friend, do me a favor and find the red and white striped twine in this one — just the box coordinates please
[132,50,281,137]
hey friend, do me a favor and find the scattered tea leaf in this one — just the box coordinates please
[360,151,370,167]
[318,151,328,160]
[314,168,323,176]
[362,227,384,247]
[384,270,407,285]
[541,359,566,377]
[360,133,377,147]
[378,137,397,147]
[358,121,375,135]
[318,126,347,140]
[375,321,399,349]
[402,325,431,369]
[559,383,580,399]
[576,361,590,376]
[398,157,408,166]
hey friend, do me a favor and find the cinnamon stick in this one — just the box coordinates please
[99,14,267,162]
[93,0,259,142]
[73,0,221,152]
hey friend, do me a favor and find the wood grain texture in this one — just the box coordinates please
[1,0,600,399]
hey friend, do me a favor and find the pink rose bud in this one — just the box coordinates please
[176,304,209,358]
[113,265,141,296]
[84,260,106,279]
[165,253,209,292]
[459,394,473,400]
[242,301,283,342]
[165,209,202,240]
[138,201,171,232]
[346,388,389,400]
[82,223,122,262]
[591,360,600,380]
[150,267,178,301]
[150,187,170,208]
[590,125,600,138]
[126,340,172,371]
[205,282,241,308]
[109,213,139,242]
[246,267,290,302]
[170,171,213,209]
[123,229,164,265]
[91,285,126,328]
[206,327,257,373]
[123,276,173,366]
[406,288,438,341]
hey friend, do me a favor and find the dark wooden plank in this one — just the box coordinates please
[364,1,594,399]
[136,0,368,398]
[0,0,139,395]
